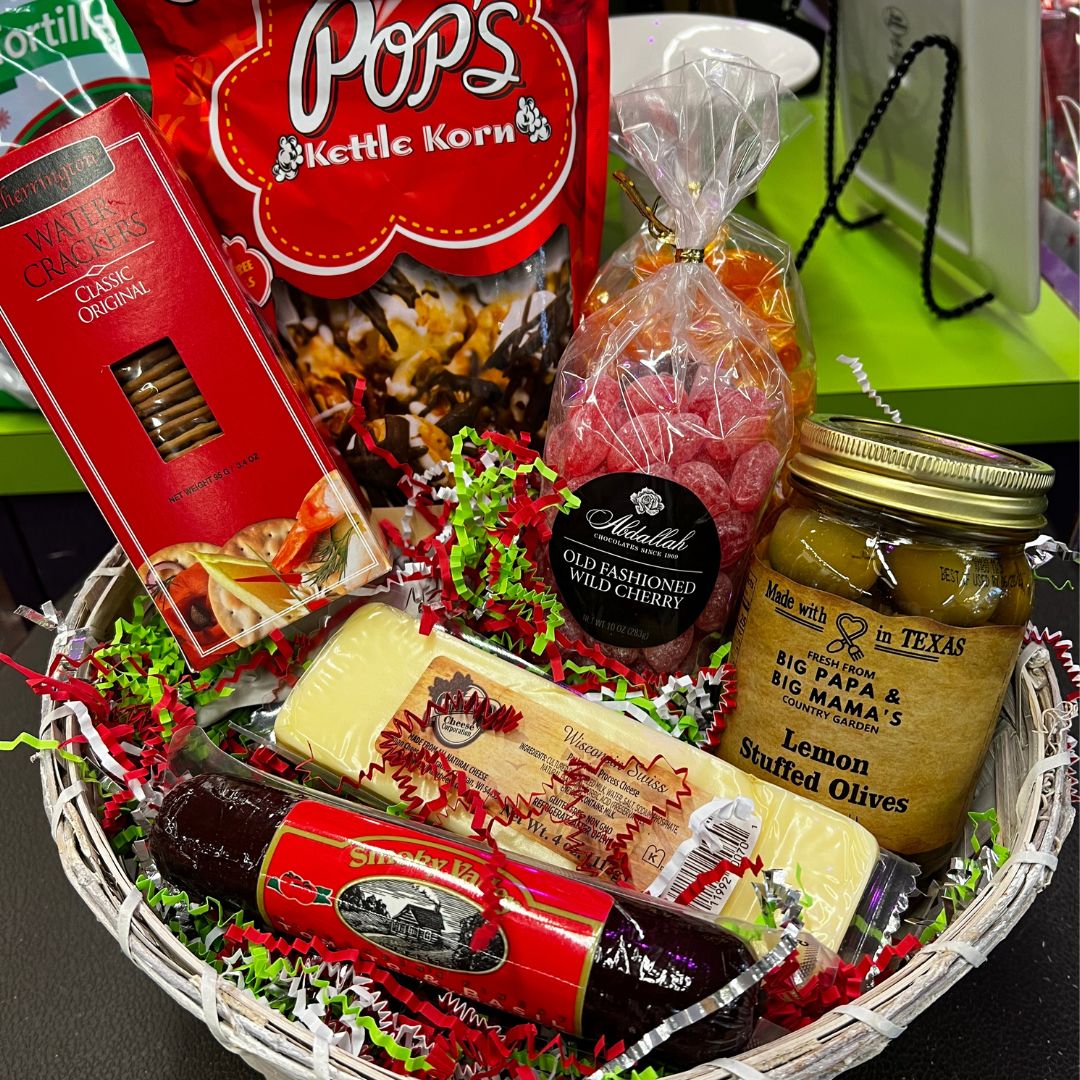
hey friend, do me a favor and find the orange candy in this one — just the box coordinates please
[790,366,816,420]
[586,238,813,423]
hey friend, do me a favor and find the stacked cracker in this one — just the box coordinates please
[115,342,222,461]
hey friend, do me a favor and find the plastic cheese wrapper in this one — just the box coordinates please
[542,59,797,673]
[270,603,879,951]
[115,0,610,506]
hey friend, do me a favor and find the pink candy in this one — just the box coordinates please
[545,415,609,479]
[547,365,789,676]
[557,614,641,668]
[730,441,781,512]
[600,642,641,666]
[567,470,604,491]
[714,509,755,569]
[707,388,771,456]
[703,435,738,472]
[686,367,720,421]
[675,460,731,518]
[561,371,623,415]
[644,627,695,674]
[623,372,680,416]
[559,620,642,667]
[558,611,590,644]
[583,373,626,418]
[718,385,769,431]
[695,571,734,632]
[607,412,706,472]
[645,462,675,482]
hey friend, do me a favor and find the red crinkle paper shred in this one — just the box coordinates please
[763,934,922,1030]
[3,379,942,1074]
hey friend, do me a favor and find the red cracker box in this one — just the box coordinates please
[0,95,391,668]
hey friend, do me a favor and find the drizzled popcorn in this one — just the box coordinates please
[117,0,612,516]
[277,249,573,506]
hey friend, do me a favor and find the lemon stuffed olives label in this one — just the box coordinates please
[724,554,1024,854]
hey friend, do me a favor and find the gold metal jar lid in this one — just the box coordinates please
[790,415,1055,535]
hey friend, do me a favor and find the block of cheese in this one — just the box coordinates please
[275,603,879,949]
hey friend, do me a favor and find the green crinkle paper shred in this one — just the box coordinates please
[918,808,1012,945]
[136,877,431,1070]
[447,426,576,656]
[3,430,753,1076]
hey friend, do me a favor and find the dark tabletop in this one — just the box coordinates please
[1,560,1077,1080]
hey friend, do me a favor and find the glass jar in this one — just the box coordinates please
[722,416,1054,862]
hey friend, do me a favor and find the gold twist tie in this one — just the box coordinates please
[613,170,705,263]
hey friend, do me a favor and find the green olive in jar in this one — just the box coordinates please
[886,545,1002,627]
[992,554,1034,625]
[767,507,879,601]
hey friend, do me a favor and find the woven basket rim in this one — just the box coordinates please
[36,547,1077,1080]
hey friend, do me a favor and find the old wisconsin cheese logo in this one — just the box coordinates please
[209,0,577,285]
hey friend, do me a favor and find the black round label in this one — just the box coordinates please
[549,473,721,648]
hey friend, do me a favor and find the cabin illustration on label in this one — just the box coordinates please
[390,898,445,944]
[337,875,506,972]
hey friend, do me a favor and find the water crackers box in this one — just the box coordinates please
[0,95,390,668]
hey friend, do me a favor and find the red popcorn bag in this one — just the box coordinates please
[116,0,609,504]
[545,58,795,674]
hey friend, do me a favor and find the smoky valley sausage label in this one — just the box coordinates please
[723,554,1024,854]
[258,799,612,1032]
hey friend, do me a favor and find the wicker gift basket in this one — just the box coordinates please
[37,547,1076,1080]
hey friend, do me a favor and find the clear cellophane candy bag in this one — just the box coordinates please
[586,213,815,430]
[544,59,795,674]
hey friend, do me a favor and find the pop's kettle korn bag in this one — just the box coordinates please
[118,0,610,504]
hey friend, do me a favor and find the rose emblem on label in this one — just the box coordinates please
[210,0,578,292]
[630,487,664,517]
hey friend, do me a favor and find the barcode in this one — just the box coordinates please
[704,816,753,854]
[660,816,753,913]
[663,847,731,911]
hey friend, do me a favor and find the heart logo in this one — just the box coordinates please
[827,612,869,661]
